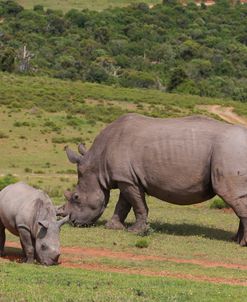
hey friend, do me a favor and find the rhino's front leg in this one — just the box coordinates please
[105,193,131,230]
[18,226,35,263]
[0,223,6,257]
[118,183,149,233]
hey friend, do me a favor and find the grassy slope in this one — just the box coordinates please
[16,0,161,11]
[1,73,247,300]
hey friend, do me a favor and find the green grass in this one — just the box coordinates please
[2,72,247,300]
[16,0,161,12]
[1,262,247,302]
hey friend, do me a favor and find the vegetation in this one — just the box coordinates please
[210,197,230,209]
[135,238,149,248]
[17,0,161,12]
[0,174,18,190]
[0,0,247,101]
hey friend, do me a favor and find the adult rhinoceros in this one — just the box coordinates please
[59,114,247,246]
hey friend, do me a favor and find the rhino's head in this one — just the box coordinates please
[34,202,69,265]
[59,144,109,227]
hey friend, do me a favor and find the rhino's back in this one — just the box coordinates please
[97,114,233,204]
[0,182,51,234]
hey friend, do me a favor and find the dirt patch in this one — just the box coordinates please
[61,260,247,287]
[198,105,247,126]
[3,241,247,286]
[60,246,247,271]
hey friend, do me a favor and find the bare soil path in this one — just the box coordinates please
[198,105,247,126]
[3,241,247,287]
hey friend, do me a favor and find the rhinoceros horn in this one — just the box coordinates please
[78,143,87,156]
[57,215,70,228]
[55,204,65,216]
[64,146,83,164]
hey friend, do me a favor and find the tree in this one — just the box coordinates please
[0,46,15,72]
[1,0,23,16]
[120,70,156,89]
[17,45,34,73]
[167,67,188,92]
[85,63,109,83]
[94,27,110,44]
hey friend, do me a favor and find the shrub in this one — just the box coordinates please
[167,67,188,92]
[0,46,16,72]
[0,131,9,139]
[0,174,18,190]
[120,70,156,89]
[56,169,77,174]
[135,239,149,248]
[52,136,81,144]
[85,64,109,84]
[210,197,229,209]
[13,121,30,127]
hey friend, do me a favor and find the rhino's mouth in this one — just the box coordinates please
[37,256,60,266]
[70,220,92,227]
[70,208,105,227]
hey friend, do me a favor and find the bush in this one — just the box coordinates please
[210,197,229,209]
[0,131,9,139]
[52,136,81,144]
[1,1,23,16]
[0,174,18,190]
[167,67,187,92]
[120,70,156,89]
[0,46,16,72]
[135,239,149,248]
[85,64,109,84]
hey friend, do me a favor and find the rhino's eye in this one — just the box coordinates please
[41,244,47,251]
[73,193,79,201]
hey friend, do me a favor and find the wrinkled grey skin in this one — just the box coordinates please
[60,114,247,246]
[0,182,69,265]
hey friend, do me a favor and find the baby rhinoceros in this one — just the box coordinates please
[0,182,69,265]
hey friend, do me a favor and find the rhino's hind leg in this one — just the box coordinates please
[118,183,149,233]
[0,222,6,257]
[105,193,131,230]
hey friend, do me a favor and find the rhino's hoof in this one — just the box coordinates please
[239,238,247,247]
[0,251,5,257]
[105,220,125,230]
[128,223,148,234]
[24,257,34,264]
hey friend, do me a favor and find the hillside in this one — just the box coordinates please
[0,71,247,180]
[17,0,161,12]
[0,0,247,102]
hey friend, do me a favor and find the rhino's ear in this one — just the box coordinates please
[64,190,72,201]
[78,143,87,156]
[38,220,49,229]
[64,146,83,164]
[55,204,66,216]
